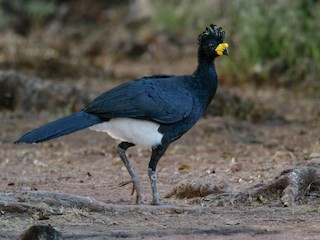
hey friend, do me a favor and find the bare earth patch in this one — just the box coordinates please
[0,85,320,239]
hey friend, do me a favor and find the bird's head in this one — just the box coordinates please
[198,24,229,60]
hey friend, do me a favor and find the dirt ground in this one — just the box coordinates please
[0,83,320,239]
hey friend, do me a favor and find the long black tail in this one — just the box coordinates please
[15,111,103,144]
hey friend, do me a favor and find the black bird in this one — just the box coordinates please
[15,24,229,205]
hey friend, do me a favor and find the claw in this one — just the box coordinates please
[118,180,136,195]
[130,182,135,195]
[118,180,133,187]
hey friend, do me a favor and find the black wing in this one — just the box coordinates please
[83,74,194,124]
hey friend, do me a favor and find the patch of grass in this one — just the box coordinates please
[151,0,320,88]
[230,0,320,85]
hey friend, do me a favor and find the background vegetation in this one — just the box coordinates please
[0,0,319,92]
[151,0,320,89]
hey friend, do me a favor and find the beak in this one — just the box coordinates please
[215,43,229,56]
[223,48,229,56]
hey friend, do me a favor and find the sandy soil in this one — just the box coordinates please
[0,85,319,239]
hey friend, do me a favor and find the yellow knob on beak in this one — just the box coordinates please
[215,43,229,56]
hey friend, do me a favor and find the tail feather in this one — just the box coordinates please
[15,111,103,144]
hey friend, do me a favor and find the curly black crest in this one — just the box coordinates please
[198,24,225,44]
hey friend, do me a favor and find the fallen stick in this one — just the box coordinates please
[0,190,213,215]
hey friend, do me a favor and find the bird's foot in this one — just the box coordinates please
[118,180,137,195]
[118,179,143,204]
[131,177,143,204]
[151,199,172,206]
[135,192,143,204]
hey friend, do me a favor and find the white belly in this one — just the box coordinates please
[89,118,163,148]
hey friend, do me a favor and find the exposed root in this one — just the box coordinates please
[0,191,125,215]
[166,155,320,207]
[0,190,212,217]
[234,156,320,206]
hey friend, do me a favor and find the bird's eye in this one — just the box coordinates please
[209,43,215,48]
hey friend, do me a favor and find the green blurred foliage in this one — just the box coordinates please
[151,0,320,88]
[23,0,57,20]
[0,0,57,35]
[0,0,57,20]
[227,0,319,86]
[0,0,319,90]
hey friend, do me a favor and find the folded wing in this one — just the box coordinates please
[83,75,193,124]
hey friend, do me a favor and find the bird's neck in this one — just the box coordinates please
[194,46,217,76]
[191,53,218,109]
[193,53,218,88]
[194,59,216,77]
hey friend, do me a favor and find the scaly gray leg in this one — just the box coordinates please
[116,142,142,204]
[148,144,168,205]
[148,167,160,205]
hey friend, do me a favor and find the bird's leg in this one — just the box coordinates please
[148,144,168,205]
[116,142,142,204]
[148,167,159,205]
